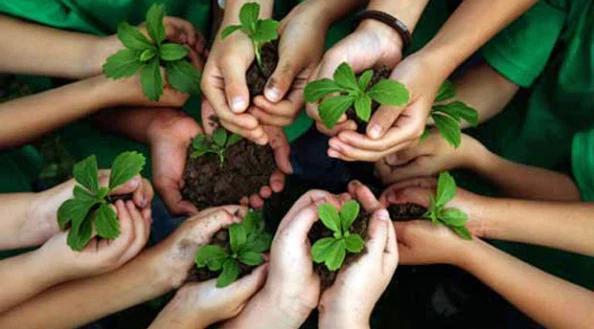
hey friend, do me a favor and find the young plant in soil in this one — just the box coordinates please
[309,200,368,286]
[190,127,242,165]
[103,4,201,101]
[194,210,271,287]
[57,151,146,251]
[304,62,409,130]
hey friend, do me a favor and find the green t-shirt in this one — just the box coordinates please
[477,0,594,289]
[572,129,594,202]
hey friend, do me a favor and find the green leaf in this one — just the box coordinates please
[340,200,360,232]
[192,134,208,149]
[253,19,279,43]
[212,128,228,147]
[434,101,478,127]
[159,43,189,61]
[367,79,410,106]
[311,237,336,263]
[435,80,456,102]
[439,208,468,227]
[238,251,264,266]
[227,133,242,147]
[303,79,343,102]
[333,63,358,91]
[229,223,247,253]
[57,198,96,230]
[139,47,157,62]
[103,49,143,79]
[435,172,456,208]
[140,58,163,101]
[73,155,99,193]
[67,212,94,251]
[242,210,262,235]
[217,259,241,288]
[145,3,166,44]
[345,234,365,253]
[452,226,472,240]
[432,112,461,148]
[354,94,372,122]
[358,69,374,91]
[239,2,260,29]
[95,204,120,239]
[244,233,272,254]
[325,239,346,271]
[318,203,341,233]
[195,245,229,271]
[116,22,153,51]
[319,95,355,129]
[222,25,243,39]
[165,60,201,94]
[109,151,146,190]
[73,185,98,202]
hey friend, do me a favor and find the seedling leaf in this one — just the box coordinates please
[239,2,260,28]
[222,25,242,39]
[140,58,163,101]
[439,208,468,227]
[435,80,456,102]
[432,112,461,148]
[103,49,143,79]
[165,60,201,94]
[229,223,247,253]
[95,204,119,239]
[253,19,279,43]
[67,213,94,251]
[344,234,365,253]
[340,200,360,232]
[354,94,372,123]
[195,245,228,271]
[145,4,166,44]
[57,198,96,230]
[160,43,189,61]
[217,259,241,288]
[319,95,354,129]
[212,128,228,147]
[435,172,456,207]
[452,226,472,240]
[139,48,157,62]
[318,203,341,233]
[117,22,152,51]
[238,251,264,266]
[367,79,409,106]
[73,155,99,193]
[333,63,358,91]
[358,69,373,91]
[434,101,479,127]
[311,237,336,263]
[109,151,146,190]
[325,239,346,271]
[303,79,342,102]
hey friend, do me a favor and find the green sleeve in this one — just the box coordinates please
[572,130,594,201]
[481,1,566,87]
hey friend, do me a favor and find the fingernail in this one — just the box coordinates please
[376,209,390,221]
[265,87,281,102]
[231,97,246,113]
[328,150,339,158]
[140,196,147,208]
[369,124,383,139]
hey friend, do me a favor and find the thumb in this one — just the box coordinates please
[221,57,250,113]
[264,59,298,103]
[109,175,142,195]
[367,101,406,140]
[224,263,268,302]
[265,126,293,174]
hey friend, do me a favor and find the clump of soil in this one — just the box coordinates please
[246,41,279,98]
[186,229,254,282]
[308,211,369,288]
[348,66,392,133]
[182,139,276,209]
[388,203,427,221]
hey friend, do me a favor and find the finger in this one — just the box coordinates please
[269,170,285,193]
[223,119,268,145]
[195,205,247,220]
[365,209,390,258]
[385,141,427,166]
[200,98,218,135]
[193,208,242,239]
[222,263,268,304]
[251,107,294,127]
[253,96,298,118]
[110,200,136,253]
[275,204,319,245]
[109,175,142,195]
[336,127,419,153]
[221,56,250,113]
[327,148,357,162]
[367,102,406,140]
[329,138,415,162]
[259,185,272,199]
[381,157,435,184]
[155,179,199,215]
[314,120,356,137]
[119,201,150,262]
[249,194,264,209]
[265,126,293,174]
[265,57,299,102]
[347,180,382,212]
[277,190,338,232]
[383,211,398,271]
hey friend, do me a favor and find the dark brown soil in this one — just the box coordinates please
[348,66,392,133]
[308,211,369,288]
[246,41,279,98]
[387,203,427,222]
[186,229,254,282]
[182,139,276,209]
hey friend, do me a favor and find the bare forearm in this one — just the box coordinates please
[0,193,35,249]
[460,241,594,329]
[367,0,429,32]
[0,15,105,79]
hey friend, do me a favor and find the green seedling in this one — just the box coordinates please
[195,210,272,288]
[103,4,201,101]
[311,200,365,271]
[423,172,472,240]
[57,151,146,251]
[221,2,279,68]
[426,81,479,148]
[304,62,410,129]
[190,128,242,165]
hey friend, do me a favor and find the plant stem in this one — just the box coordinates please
[253,41,263,69]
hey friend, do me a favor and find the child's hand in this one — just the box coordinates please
[375,131,484,185]
[38,200,151,280]
[149,265,268,329]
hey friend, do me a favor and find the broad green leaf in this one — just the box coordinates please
[311,237,336,263]
[435,172,456,208]
[319,95,355,129]
[217,259,241,288]
[109,151,145,190]
[432,112,461,148]
[238,251,264,266]
[57,198,96,230]
[435,80,456,102]
[222,25,242,39]
[340,200,360,232]
[358,69,374,91]
[116,22,152,51]
[95,204,120,239]
[139,47,157,62]
[434,101,479,127]
[439,208,468,227]
[195,245,228,271]
[103,49,143,79]
[239,2,260,30]
[67,212,94,251]
[227,133,242,147]
[96,187,110,200]
[140,58,163,101]
[73,185,98,202]
[325,239,346,271]
[452,226,472,240]
[243,233,272,254]
[353,94,372,122]
[318,203,341,233]
[192,134,208,149]
[145,4,166,44]
[73,155,99,193]
[303,79,343,102]
[159,43,189,61]
[212,128,228,147]
[242,210,262,235]
[333,63,358,91]
[367,79,410,106]
[345,234,365,253]
[165,60,201,94]
[253,19,279,43]
[229,223,247,253]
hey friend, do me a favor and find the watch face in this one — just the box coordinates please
[218,0,225,9]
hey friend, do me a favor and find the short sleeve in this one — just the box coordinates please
[572,130,594,201]
[481,2,566,87]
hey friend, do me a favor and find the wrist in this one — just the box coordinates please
[87,36,122,77]
[356,19,403,64]
[249,287,314,329]
[319,308,369,329]
[367,0,429,33]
